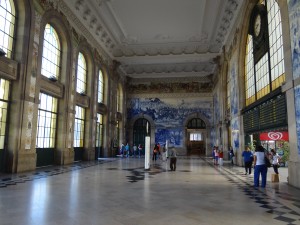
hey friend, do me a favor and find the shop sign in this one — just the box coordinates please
[260,131,289,141]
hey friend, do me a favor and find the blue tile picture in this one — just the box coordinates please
[128,97,212,147]
[288,0,300,79]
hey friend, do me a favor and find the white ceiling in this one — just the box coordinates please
[67,0,243,80]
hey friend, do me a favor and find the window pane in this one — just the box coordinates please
[76,53,87,94]
[0,0,15,58]
[98,70,104,103]
[74,106,85,147]
[41,24,61,79]
[36,93,58,148]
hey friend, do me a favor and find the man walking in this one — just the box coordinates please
[169,147,177,171]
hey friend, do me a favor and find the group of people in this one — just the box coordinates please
[243,146,281,188]
[152,144,177,171]
[212,144,281,188]
[212,146,224,165]
[119,142,178,171]
[119,143,143,158]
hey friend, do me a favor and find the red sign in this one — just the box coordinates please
[260,131,289,141]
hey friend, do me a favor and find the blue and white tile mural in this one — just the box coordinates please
[289,0,300,155]
[294,86,300,155]
[213,93,220,124]
[230,59,238,116]
[210,129,216,148]
[288,0,300,79]
[231,117,240,150]
[128,97,212,147]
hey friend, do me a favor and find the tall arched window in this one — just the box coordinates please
[76,52,87,94]
[0,0,16,58]
[41,24,61,79]
[245,0,285,106]
[98,69,104,103]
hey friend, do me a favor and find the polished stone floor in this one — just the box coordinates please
[0,157,300,225]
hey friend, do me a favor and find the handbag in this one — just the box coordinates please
[264,155,272,167]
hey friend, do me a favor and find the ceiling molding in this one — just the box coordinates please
[61,0,244,79]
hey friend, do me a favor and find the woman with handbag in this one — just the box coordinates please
[253,145,268,188]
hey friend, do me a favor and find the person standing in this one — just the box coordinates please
[138,144,142,158]
[133,144,137,157]
[169,147,177,171]
[218,148,224,166]
[242,146,253,175]
[152,144,158,161]
[125,143,130,157]
[253,145,268,188]
[271,149,281,174]
[229,146,235,165]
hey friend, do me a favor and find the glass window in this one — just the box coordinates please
[244,0,285,106]
[0,78,10,149]
[41,24,61,79]
[76,52,87,94]
[96,113,103,147]
[0,0,15,58]
[190,133,202,141]
[98,70,104,103]
[267,0,285,90]
[36,93,58,148]
[74,105,85,147]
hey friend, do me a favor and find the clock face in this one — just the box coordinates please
[254,14,261,37]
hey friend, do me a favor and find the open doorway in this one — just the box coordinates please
[186,118,207,156]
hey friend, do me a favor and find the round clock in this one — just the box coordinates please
[254,14,261,37]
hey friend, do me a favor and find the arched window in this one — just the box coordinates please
[98,69,104,103]
[76,52,87,94]
[41,24,61,79]
[0,0,16,58]
[245,0,285,106]
[187,118,206,129]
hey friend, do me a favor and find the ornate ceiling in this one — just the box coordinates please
[66,0,243,81]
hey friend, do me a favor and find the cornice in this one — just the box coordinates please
[58,0,112,65]
[128,92,213,99]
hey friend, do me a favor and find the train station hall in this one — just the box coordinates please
[0,0,300,224]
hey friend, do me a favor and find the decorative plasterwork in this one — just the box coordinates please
[210,0,240,52]
[60,0,243,79]
[128,92,213,99]
[128,81,213,95]
[122,61,215,79]
[128,75,213,84]
[58,0,112,65]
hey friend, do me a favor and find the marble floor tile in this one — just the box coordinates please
[0,157,299,225]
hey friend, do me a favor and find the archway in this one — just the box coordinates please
[186,118,207,156]
[132,118,150,156]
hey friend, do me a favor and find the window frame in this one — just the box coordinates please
[41,23,61,79]
[0,0,16,58]
[36,93,58,148]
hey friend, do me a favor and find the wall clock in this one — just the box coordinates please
[249,4,269,63]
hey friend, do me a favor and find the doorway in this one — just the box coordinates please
[133,118,150,156]
[186,118,206,156]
